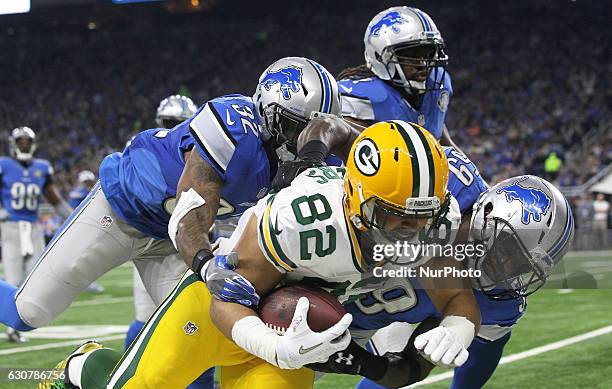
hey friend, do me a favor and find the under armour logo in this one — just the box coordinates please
[334,352,354,366]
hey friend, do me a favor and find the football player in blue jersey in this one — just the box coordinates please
[314,164,574,388]
[123,94,196,348]
[0,127,72,342]
[337,7,460,148]
[0,57,341,350]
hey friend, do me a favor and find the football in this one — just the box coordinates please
[258,284,346,335]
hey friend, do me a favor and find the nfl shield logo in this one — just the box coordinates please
[100,216,113,228]
[184,321,198,335]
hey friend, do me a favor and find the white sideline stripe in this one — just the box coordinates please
[0,334,124,355]
[406,324,612,387]
[72,297,133,307]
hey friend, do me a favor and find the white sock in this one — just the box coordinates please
[68,352,89,386]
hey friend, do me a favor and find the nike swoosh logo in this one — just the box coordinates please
[299,343,323,354]
[226,110,236,126]
[340,85,353,94]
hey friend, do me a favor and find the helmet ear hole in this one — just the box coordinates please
[484,202,494,217]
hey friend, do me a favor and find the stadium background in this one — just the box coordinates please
[0,0,611,388]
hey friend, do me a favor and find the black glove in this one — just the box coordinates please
[308,318,440,388]
[271,158,325,192]
[307,339,387,380]
[271,140,329,192]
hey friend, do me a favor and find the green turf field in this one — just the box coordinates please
[0,251,610,388]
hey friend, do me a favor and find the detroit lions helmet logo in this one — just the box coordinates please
[497,178,552,225]
[369,11,406,37]
[260,66,303,100]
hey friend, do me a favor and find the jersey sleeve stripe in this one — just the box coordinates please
[189,103,236,172]
[341,95,375,121]
[207,103,238,147]
[258,215,291,273]
[189,128,226,174]
[258,198,296,272]
[342,203,366,273]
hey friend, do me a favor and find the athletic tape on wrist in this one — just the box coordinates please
[231,315,279,367]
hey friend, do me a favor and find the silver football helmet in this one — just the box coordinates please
[9,126,37,162]
[468,175,574,300]
[364,7,448,94]
[253,57,341,161]
[155,95,198,128]
[77,170,96,184]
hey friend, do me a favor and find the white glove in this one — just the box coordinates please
[275,297,353,369]
[0,208,9,222]
[414,325,469,368]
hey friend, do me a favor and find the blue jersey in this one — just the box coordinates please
[339,68,452,139]
[0,157,53,222]
[444,146,488,214]
[345,148,525,340]
[100,94,271,240]
[68,186,89,208]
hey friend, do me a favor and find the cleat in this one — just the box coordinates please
[6,327,28,343]
[38,340,103,389]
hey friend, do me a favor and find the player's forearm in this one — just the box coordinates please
[430,288,480,344]
[210,298,281,366]
[174,208,214,267]
[296,116,362,161]
[171,150,222,269]
[210,297,258,339]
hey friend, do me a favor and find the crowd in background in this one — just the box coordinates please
[0,0,610,234]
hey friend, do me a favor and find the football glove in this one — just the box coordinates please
[204,253,260,307]
[271,158,326,192]
[414,320,471,368]
[275,297,352,369]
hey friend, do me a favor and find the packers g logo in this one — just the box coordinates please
[354,138,380,176]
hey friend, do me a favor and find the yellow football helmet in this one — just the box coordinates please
[344,120,450,235]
